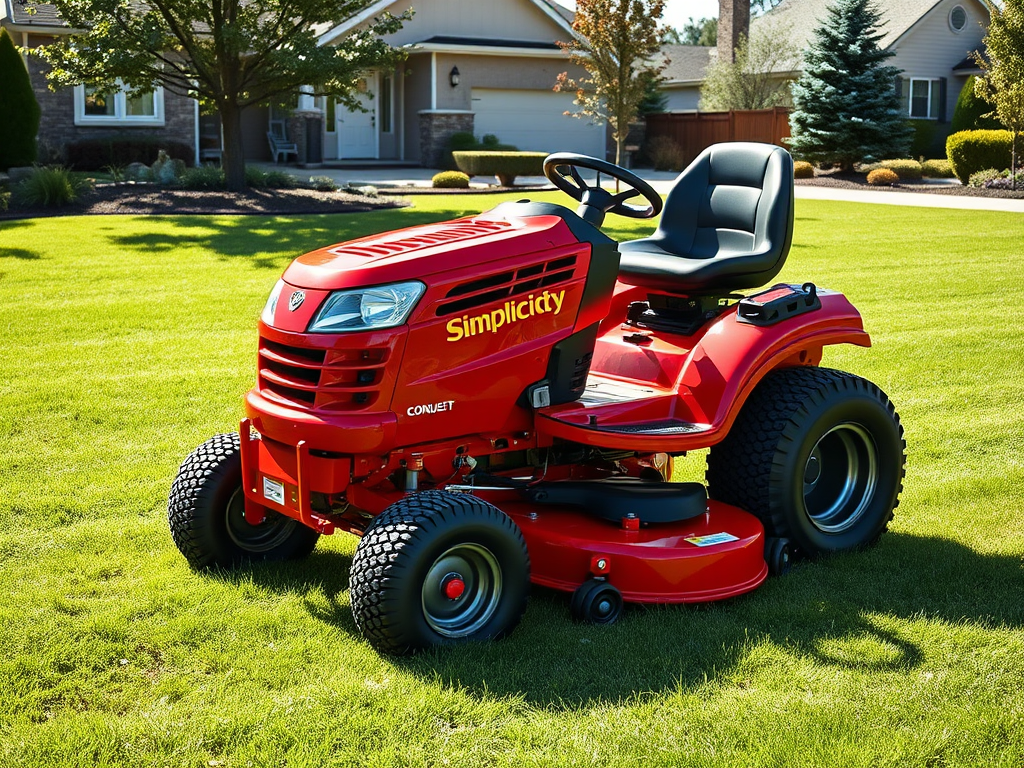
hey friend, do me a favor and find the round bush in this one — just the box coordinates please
[946,130,1014,183]
[432,171,470,189]
[793,160,815,179]
[867,168,899,186]
[878,159,923,180]
[968,168,1004,188]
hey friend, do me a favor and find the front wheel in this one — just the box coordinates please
[349,490,530,655]
[168,433,319,569]
[706,367,905,556]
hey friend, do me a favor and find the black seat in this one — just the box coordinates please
[618,142,794,294]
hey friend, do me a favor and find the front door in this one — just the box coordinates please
[337,77,377,159]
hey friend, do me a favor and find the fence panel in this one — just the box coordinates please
[646,108,791,166]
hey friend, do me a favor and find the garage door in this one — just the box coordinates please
[471,88,607,158]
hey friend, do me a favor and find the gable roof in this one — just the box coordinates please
[2,0,67,30]
[660,44,713,85]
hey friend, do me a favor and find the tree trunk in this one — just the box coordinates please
[220,101,246,192]
[1013,131,1018,191]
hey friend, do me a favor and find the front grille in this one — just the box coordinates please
[569,351,593,393]
[328,220,509,259]
[258,338,390,412]
[436,255,578,317]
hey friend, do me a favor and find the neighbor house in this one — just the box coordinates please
[3,0,606,168]
[659,0,992,139]
[0,0,197,164]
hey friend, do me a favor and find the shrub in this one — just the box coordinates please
[951,76,1002,134]
[65,139,193,171]
[878,159,922,180]
[432,171,470,189]
[866,168,899,186]
[449,132,479,153]
[178,165,225,190]
[308,175,338,192]
[0,29,40,170]
[151,150,185,185]
[245,166,269,188]
[946,130,1014,183]
[646,136,685,171]
[907,119,946,159]
[452,151,547,186]
[982,171,1024,190]
[12,165,92,207]
[968,168,1005,187]
[793,160,815,179]
[0,190,9,211]
[921,159,954,178]
[480,134,517,151]
[444,132,516,169]
[263,170,297,189]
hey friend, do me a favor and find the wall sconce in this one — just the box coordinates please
[449,66,460,87]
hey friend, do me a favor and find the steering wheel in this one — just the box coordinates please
[544,152,663,227]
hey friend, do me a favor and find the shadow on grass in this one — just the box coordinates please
[227,531,1023,710]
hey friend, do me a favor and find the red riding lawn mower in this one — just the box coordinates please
[169,143,906,655]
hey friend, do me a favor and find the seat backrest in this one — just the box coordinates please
[655,142,794,266]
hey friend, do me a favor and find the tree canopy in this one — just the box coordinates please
[0,28,41,170]
[35,0,408,189]
[788,0,912,169]
[699,20,797,110]
[973,0,1024,187]
[556,0,667,167]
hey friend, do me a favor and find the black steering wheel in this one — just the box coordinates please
[544,152,663,227]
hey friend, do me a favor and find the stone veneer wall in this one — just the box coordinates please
[24,33,196,163]
[418,110,474,168]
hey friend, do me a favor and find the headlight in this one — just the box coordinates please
[261,279,285,326]
[307,281,426,333]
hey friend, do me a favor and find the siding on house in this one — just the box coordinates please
[433,53,584,111]
[663,88,702,112]
[888,0,989,121]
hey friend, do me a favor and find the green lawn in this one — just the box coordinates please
[1,193,1022,767]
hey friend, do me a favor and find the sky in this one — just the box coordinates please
[553,1,723,29]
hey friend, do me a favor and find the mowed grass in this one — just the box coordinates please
[1,193,1022,767]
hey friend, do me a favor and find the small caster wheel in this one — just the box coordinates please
[570,579,623,625]
[766,537,793,577]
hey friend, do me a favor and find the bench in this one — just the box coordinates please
[267,132,298,164]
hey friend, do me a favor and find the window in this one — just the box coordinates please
[949,4,968,32]
[380,75,393,133]
[903,78,943,119]
[75,84,164,126]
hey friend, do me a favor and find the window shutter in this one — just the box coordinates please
[896,77,909,116]
[938,77,948,122]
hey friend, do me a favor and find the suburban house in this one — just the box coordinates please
[0,0,197,164]
[659,0,992,133]
[2,0,607,167]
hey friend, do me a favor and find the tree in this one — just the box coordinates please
[638,74,668,116]
[951,74,1001,133]
[556,0,667,167]
[35,0,409,190]
[973,0,1024,188]
[788,0,912,170]
[699,20,797,110]
[0,28,41,170]
[664,17,718,46]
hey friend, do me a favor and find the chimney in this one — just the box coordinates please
[718,0,750,64]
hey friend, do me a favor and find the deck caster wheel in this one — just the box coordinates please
[766,537,792,576]
[570,579,623,625]
[349,490,530,655]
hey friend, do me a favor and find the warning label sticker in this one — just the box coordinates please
[262,476,285,506]
[685,532,740,547]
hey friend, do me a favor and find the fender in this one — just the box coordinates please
[676,289,870,441]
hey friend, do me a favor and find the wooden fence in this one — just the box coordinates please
[645,108,792,166]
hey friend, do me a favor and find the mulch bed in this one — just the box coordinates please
[795,173,1024,199]
[1,185,410,220]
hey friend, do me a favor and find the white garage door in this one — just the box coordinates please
[471,88,607,159]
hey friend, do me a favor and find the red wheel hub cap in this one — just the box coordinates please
[443,576,466,600]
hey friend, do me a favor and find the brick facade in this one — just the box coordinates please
[24,33,196,164]
[418,110,474,168]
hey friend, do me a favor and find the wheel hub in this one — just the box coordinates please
[802,423,879,534]
[225,488,297,552]
[421,544,502,638]
[441,574,466,601]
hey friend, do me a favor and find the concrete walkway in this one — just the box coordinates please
[253,162,1024,213]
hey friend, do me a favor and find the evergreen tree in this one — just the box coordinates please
[0,28,41,170]
[951,75,1000,133]
[788,0,912,169]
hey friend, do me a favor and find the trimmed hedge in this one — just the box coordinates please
[878,159,923,180]
[66,138,193,171]
[0,28,40,170]
[793,160,815,179]
[866,168,899,186]
[432,171,470,189]
[946,130,1014,183]
[921,159,954,178]
[452,151,546,186]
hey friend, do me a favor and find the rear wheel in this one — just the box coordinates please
[349,490,530,655]
[168,433,319,569]
[706,367,905,556]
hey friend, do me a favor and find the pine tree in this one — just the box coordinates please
[0,28,41,170]
[788,0,912,169]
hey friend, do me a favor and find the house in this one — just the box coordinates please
[659,45,714,112]
[281,0,607,166]
[0,0,197,164]
[658,0,992,138]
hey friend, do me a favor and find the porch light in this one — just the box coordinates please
[449,66,460,87]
